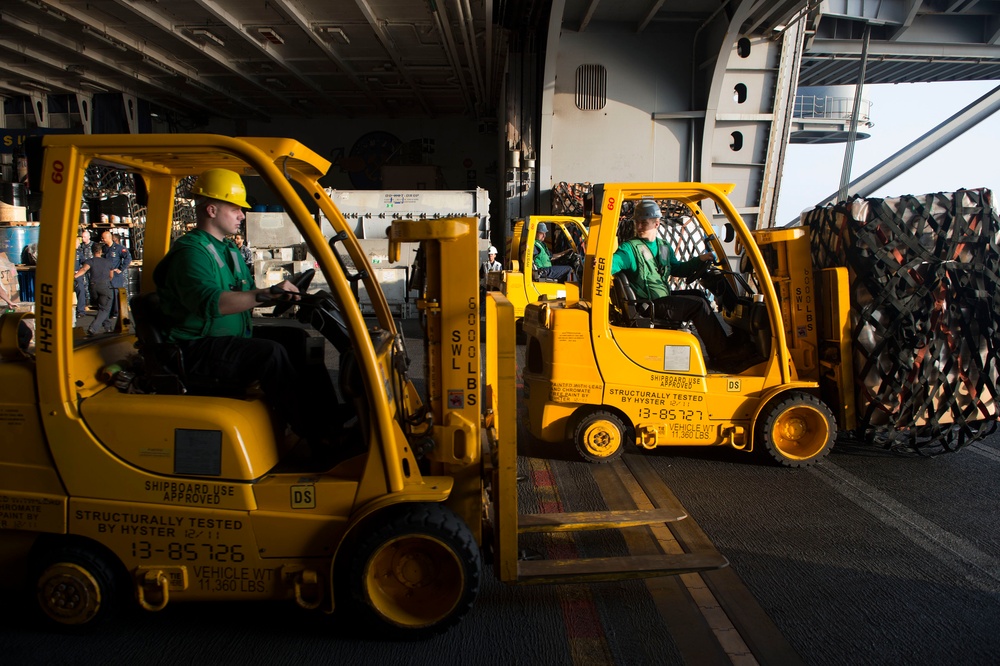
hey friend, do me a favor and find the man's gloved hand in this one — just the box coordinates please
[254,281,300,305]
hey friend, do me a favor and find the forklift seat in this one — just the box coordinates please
[130,292,245,396]
[609,274,687,331]
[611,273,654,327]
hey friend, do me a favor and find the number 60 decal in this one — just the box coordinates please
[51,160,64,184]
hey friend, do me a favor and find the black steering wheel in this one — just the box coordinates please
[271,268,316,316]
[696,264,741,313]
[686,257,718,282]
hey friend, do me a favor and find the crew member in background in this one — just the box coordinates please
[74,232,93,317]
[101,230,131,320]
[533,223,575,282]
[481,245,502,286]
[234,233,255,274]
[480,245,502,311]
[73,243,115,336]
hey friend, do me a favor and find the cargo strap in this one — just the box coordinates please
[807,188,1000,454]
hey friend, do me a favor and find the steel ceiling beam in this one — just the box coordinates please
[9,0,271,119]
[0,10,249,120]
[637,0,667,33]
[742,0,805,35]
[809,40,1000,57]
[352,0,434,115]
[105,0,288,115]
[0,47,181,116]
[191,0,347,109]
[266,0,387,115]
[578,0,600,32]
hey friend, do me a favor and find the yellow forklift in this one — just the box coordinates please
[522,183,850,466]
[487,215,587,327]
[0,138,725,637]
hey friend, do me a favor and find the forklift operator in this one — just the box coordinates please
[153,168,334,444]
[533,223,576,282]
[611,199,747,369]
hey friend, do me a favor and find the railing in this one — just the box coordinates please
[793,95,873,126]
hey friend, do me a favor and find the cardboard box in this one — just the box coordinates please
[0,201,27,223]
[0,254,19,302]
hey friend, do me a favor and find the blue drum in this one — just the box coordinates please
[0,225,39,265]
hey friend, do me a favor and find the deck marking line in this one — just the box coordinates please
[969,443,1000,464]
[528,457,614,665]
[609,463,757,665]
[809,460,1000,591]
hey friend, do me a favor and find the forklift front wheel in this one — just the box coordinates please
[574,410,627,463]
[756,392,836,467]
[34,544,120,628]
[351,503,481,638]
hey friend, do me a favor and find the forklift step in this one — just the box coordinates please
[517,507,686,533]
[516,552,728,584]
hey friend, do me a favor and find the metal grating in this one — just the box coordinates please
[575,64,607,110]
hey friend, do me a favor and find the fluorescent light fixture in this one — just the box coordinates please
[257,27,284,45]
[21,0,69,21]
[191,28,225,47]
[81,25,128,52]
[145,57,176,75]
[316,26,350,44]
[20,80,51,92]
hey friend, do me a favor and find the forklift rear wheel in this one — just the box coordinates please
[756,392,836,466]
[351,503,481,638]
[574,410,626,463]
[34,544,120,627]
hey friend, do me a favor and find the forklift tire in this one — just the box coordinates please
[33,542,121,628]
[350,503,481,639]
[574,410,626,463]
[756,392,836,467]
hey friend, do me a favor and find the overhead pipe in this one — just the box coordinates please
[456,0,487,111]
[687,0,733,180]
[428,0,475,115]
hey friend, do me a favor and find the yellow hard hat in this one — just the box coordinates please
[191,168,250,208]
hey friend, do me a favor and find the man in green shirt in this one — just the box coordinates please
[611,199,747,370]
[154,168,330,442]
[533,223,576,282]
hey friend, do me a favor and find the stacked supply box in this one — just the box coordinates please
[320,188,490,319]
[244,212,327,301]
[805,188,1000,453]
[246,189,490,319]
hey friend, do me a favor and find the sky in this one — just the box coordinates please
[775,80,1000,225]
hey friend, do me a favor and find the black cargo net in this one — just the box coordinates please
[551,181,592,216]
[83,166,144,257]
[173,175,199,232]
[806,188,1000,454]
